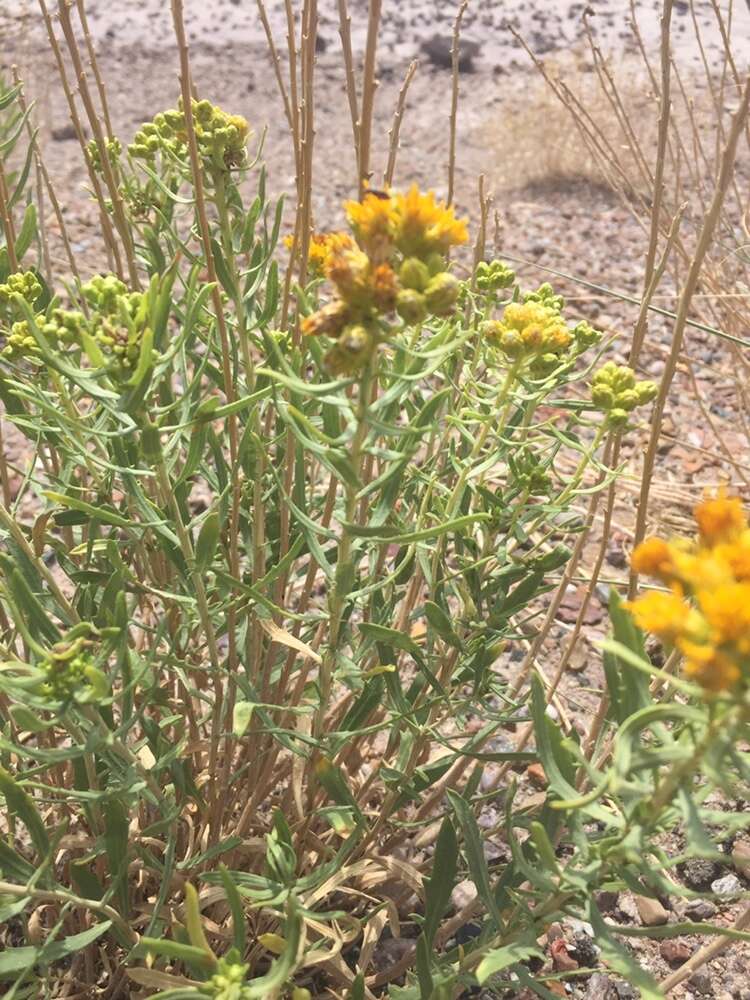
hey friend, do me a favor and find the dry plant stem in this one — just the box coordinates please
[383,59,418,187]
[447,0,469,206]
[37,0,121,277]
[630,0,675,363]
[472,174,492,273]
[256,0,296,137]
[0,880,137,945]
[284,0,302,180]
[74,0,115,139]
[628,76,750,600]
[12,68,81,280]
[358,0,382,196]
[337,0,360,164]
[631,205,686,367]
[56,0,140,287]
[0,158,18,271]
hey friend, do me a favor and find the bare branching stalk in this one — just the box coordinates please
[384,59,418,187]
[337,0,360,177]
[447,0,469,205]
[358,0,382,196]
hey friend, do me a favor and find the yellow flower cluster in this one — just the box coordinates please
[479,283,601,373]
[627,493,750,692]
[301,186,468,376]
[285,231,350,280]
[483,299,573,359]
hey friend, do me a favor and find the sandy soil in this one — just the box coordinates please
[1,1,750,997]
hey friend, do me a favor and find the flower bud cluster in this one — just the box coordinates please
[0,271,44,359]
[86,136,122,174]
[590,362,657,428]
[475,259,516,293]
[481,299,572,362]
[207,958,253,999]
[38,638,107,705]
[302,185,468,376]
[82,276,150,378]
[478,278,602,375]
[130,99,250,174]
[0,271,42,306]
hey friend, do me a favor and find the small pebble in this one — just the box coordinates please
[711,873,742,895]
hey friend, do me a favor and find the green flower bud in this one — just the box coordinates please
[525,281,564,311]
[424,272,460,316]
[607,407,630,429]
[475,259,516,292]
[636,380,658,405]
[531,352,561,374]
[591,360,619,385]
[396,288,427,324]
[616,388,639,411]
[399,257,431,291]
[591,384,615,409]
[425,251,446,276]
[573,320,601,349]
[611,366,636,392]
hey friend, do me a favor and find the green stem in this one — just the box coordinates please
[314,362,374,739]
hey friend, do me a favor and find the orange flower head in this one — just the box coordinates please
[625,591,694,643]
[345,191,395,261]
[326,242,371,304]
[697,582,750,647]
[371,263,398,313]
[723,535,750,581]
[678,639,741,692]
[694,493,746,546]
[392,184,468,258]
[631,537,675,582]
[301,299,350,337]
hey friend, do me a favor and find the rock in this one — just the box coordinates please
[526,762,548,788]
[371,936,412,971]
[51,123,78,142]
[585,973,618,999]
[711,873,742,895]
[571,931,599,967]
[549,936,578,972]
[685,898,717,920]
[595,890,619,913]
[688,970,712,995]
[731,839,750,879]
[659,938,692,965]
[616,894,639,922]
[614,983,638,1000]
[546,921,565,942]
[679,858,722,891]
[451,879,474,911]
[634,894,670,926]
[421,33,480,72]
[315,33,327,53]
[680,857,723,890]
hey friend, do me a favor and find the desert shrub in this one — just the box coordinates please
[0,5,749,999]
